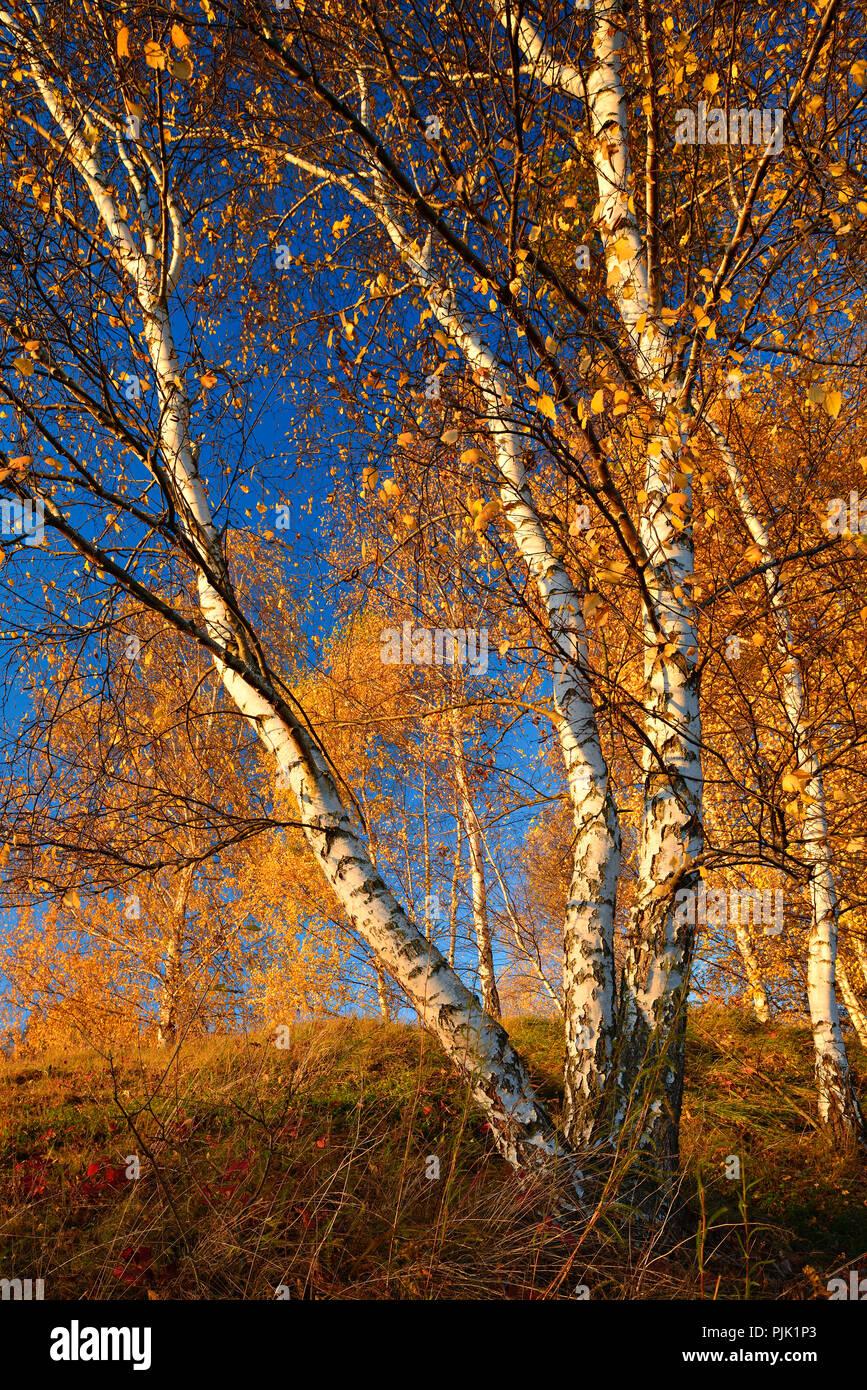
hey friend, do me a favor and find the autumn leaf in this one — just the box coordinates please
[171,22,191,49]
[590,388,605,414]
[781,770,810,793]
[535,393,556,420]
[703,73,720,96]
[144,41,166,70]
[824,389,842,419]
[171,59,193,81]
[116,25,130,58]
[597,560,629,584]
[473,499,501,533]
[199,371,218,388]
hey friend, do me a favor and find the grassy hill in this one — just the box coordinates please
[2,1006,865,1299]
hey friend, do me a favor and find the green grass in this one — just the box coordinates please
[2,1008,865,1299]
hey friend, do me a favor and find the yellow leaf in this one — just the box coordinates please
[782,770,809,793]
[473,499,501,533]
[116,25,130,58]
[583,593,609,625]
[396,432,415,445]
[824,389,842,419]
[536,393,556,419]
[703,74,720,96]
[590,389,605,414]
[743,544,764,564]
[171,23,191,49]
[441,428,460,444]
[144,41,166,69]
[199,371,218,388]
[171,59,192,80]
[524,375,540,392]
[13,356,34,376]
[460,447,484,464]
[850,59,867,86]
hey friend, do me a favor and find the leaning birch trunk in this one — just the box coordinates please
[734,920,770,1024]
[837,958,867,1053]
[451,707,501,1019]
[706,418,865,1145]
[258,57,621,1143]
[369,216,620,1142]
[5,31,577,1184]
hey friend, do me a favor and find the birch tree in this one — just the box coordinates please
[0,1,575,1182]
[2,0,866,1210]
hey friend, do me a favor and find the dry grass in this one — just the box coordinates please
[1,1009,865,1299]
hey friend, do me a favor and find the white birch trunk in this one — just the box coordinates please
[584,1,703,1168]
[374,963,391,1023]
[504,0,704,1163]
[157,865,195,1048]
[448,813,462,969]
[451,708,500,1019]
[734,921,770,1024]
[837,957,867,1052]
[706,419,864,1144]
[383,235,620,1140]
